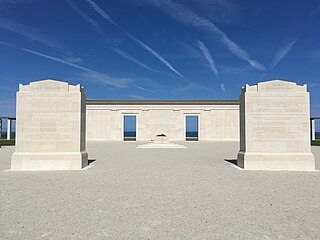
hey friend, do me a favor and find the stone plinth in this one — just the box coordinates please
[11,80,88,171]
[311,118,316,141]
[237,80,315,171]
[154,134,169,144]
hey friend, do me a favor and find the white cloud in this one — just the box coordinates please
[21,48,134,88]
[76,71,134,88]
[85,0,118,26]
[128,35,185,78]
[22,48,91,72]
[64,55,82,64]
[308,83,318,88]
[0,41,15,48]
[65,0,107,38]
[83,0,185,78]
[270,39,297,69]
[145,0,265,71]
[129,95,149,100]
[0,16,63,49]
[189,0,239,24]
[220,83,225,92]
[198,40,218,77]
[114,48,158,72]
[174,81,214,93]
[0,41,134,88]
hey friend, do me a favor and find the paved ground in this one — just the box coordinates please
[1,142,320,240]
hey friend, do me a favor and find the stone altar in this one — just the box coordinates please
[237,80,315,171]
[153,134,169,144]
[11,80,88,170]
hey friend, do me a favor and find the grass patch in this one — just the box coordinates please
[0,139,15,147]
[312,140,320,146]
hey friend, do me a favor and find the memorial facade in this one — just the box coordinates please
[86,100,240,142]
[9,79,316,171]
[11,80,88,171]
[237,80,315,171]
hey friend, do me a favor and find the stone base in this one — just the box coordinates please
[154,136,169,144]
[11,151,88,171]
[137,143,185,149]
[237,151,315,171]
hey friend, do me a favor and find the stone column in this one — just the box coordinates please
[7,119,11,140]
[0,119,2,148]
[0,119,2,139]
[237,80,315,171]
[311,118,316,141]
[11,79,88,171]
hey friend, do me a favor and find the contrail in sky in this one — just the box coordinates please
[146,0,266,71]
[83,0,185,79]
[0,16,63,49]
[198,40,219,77]
[270,39,297,69]
[65,0,107,38]
[0,41,134,88]
[114,48,158,72]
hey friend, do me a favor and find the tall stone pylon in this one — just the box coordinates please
[237,80,315,171]
[11,80,88,170]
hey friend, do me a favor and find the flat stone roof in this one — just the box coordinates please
[0,117,16,120]
[86,100,240,105]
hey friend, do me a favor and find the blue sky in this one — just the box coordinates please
[0,0,320,120]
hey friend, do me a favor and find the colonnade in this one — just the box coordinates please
[310,118,319,141]
[0,117,15,140]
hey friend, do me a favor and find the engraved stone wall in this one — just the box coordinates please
[237,80,315,171]
[86,105,239,141]
[11,80,88,170]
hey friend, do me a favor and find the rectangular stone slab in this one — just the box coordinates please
[237,80,315,171]
[11,80,88,170]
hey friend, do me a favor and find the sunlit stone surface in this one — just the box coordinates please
[137,133,185,148]
[11,80,88,170]
[154,134,169,144]
[237,80,315,171]
[86,101,240,141]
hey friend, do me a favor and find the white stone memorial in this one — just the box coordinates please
[237,80,315,171]
[11,80,88,170]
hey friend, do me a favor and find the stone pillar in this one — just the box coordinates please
[0,119,2,139]
[311,118,316,141]
[11,79,88,171]
[237,80,315,171]
[7,119,11,140]
[0,119,2,148]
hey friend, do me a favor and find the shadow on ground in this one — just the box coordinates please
[225,159,238,166]
[88,159,96,165]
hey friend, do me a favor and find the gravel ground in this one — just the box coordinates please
[1,142,320,240]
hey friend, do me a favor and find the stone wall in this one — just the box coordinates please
[86,103,239,141]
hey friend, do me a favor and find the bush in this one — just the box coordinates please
[312,140,320,146]
[0,140,15,147]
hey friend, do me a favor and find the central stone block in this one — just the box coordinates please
[154,134,169,144]
[11,80,88,171]
[237,80,315,171]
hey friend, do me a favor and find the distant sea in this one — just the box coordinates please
[186,131,198,138]
[124,131,199,138]
[316,132,320,139]
[124,131,136,137]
